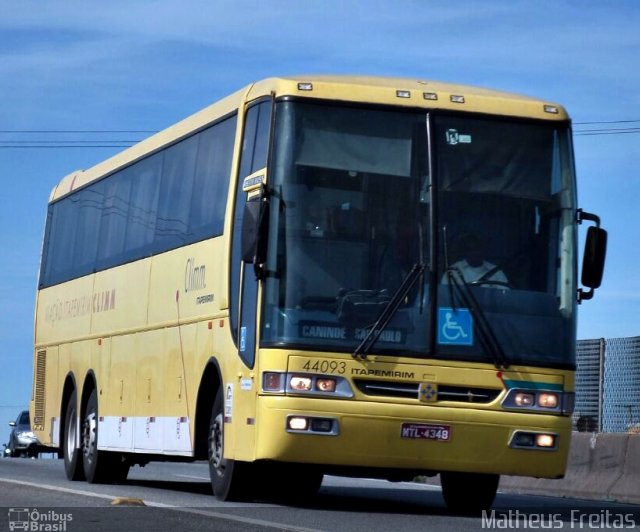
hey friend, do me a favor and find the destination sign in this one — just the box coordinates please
[299,321,405,344]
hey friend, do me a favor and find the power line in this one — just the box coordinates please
[574,127,640,136]
[0,145,135,149]
[1,140,142,144]
[0,130,157,134]
[574,119,640,125]
[0,122,637,150]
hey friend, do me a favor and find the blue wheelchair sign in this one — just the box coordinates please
[437,307,473,346]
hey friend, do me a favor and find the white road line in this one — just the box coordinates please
[172,473,211,480]
[0,477,324,532]
[0,477,120,503]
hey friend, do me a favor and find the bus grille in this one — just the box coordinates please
[353,379,500,404]
[33,350,47,426]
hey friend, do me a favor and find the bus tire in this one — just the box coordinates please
[63,390,85,481]
[208,389,252,501]
[440,471,499,512]
[82,389,127,483]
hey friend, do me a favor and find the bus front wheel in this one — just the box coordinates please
[440,471,499,512]
[208,389,252,501]
[63,390,85,481]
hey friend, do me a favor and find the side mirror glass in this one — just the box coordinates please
[581,226,607,289]
[241,199,262,263]
[241,193,270,273]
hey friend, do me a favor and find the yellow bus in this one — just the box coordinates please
[31,76,606,510]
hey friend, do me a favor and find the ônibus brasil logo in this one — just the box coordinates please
[7,508,72,531]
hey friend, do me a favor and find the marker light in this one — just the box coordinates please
[510,431,558,450]
[514,392,535,407]
[544,105,559,114]
[535,434,556,448]
[538,392,559,408]
[396,90,411,99]
[315,378,336,392]
[423,92,438,100]
[297,82,313,91]
[288,417,309,431]
[450,95,465,104]
[263,372,284,392]
[290,376,313,391]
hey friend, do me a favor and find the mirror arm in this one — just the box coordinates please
[576,208,601,227]
[577,287,594,303]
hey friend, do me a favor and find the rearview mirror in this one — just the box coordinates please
[241,193,270,279]
[581,226,607,289]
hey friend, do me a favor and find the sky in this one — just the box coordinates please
[0,0,638,430]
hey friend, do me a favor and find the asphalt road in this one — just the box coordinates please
[1,458,639,531]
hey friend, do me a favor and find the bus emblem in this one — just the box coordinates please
[419,383,438,402]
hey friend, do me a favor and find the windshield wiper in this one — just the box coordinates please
[444,267,509,370]
[352,262,426,360]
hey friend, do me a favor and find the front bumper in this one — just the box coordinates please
[13,434,41,452]
[254,395,571,478]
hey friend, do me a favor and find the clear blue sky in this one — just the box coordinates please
[0,1,638,426]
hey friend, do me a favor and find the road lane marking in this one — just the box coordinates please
[144,502,325,531]
[0,477,122,502]
[0,477,324,531]
[173,473,211,480]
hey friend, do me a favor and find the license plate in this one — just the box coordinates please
[401,423,451,441]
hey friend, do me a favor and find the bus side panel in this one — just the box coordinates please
[159,324,195,454]
[34,276,94,348]
[91,260,151,338]
[101,334,135,450]
[132,329,164,453]
[147,238,230,455]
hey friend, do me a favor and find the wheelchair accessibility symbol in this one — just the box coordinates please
[438,307,473,346]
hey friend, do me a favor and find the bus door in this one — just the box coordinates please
[229,99,272,459]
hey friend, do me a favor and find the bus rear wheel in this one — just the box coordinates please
[63,390,85,481]
[208,389,252,501]
[82,389,130,484]
[440,471,499,512]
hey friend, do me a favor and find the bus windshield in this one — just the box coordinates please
[261,101,577,367]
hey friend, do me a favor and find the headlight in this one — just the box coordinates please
[262,372,353,398]
[514,392,535,407]
[502,388,571,414]
[537,392,559,408]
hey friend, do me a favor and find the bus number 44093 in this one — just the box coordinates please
[401,423,451,441]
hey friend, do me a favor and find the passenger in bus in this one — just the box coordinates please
[442,233,508,287]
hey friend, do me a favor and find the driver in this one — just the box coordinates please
[442,233,508,286]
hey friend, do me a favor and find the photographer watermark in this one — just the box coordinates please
[482,509,637,529]
[7,508,72,531]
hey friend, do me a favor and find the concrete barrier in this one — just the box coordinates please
[609,434,640,504]
[500,433,639,504]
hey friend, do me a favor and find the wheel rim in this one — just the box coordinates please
[66,408,77,459]
[210,412,225,474]
[82,411,97,464]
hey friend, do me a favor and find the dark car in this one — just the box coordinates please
[8,410,40,458]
